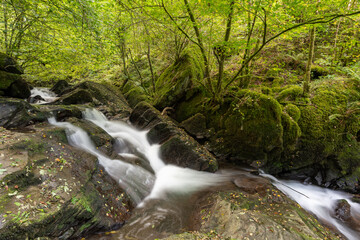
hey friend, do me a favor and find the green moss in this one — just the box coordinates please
[211,90,283,163]
[284,104,301,122]
[46,129,68,144]
[154,48,204,109]
[0,71,21,90]
[281,112,301,151]
[276,85,303,102]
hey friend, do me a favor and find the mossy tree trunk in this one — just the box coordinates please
[182,0,213,94]
[303,26,316,96]
[214,0,235,101]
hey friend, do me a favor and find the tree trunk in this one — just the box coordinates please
[183,0,213,93]
[215,0,235,100]
[303,26,316,96]
[146,41,156,94]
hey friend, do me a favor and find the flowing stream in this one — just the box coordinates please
[35,85,359,239]
[30,87,58,104]
[261,173,360,240]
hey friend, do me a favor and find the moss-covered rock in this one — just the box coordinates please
[0,124,133,239]
[284,103,301,122]
[209,90,283,165]
[0,71,30,98]
[54,88,93,105]
[180,113,208,139]
[276,85,303,103]
[154,49,204,109]
[0,52,23,74]
[50,79,70,95]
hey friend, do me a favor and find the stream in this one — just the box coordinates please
[32,88,360,239]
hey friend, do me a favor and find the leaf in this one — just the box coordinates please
[14,202,21,207]
[0,169,7,175]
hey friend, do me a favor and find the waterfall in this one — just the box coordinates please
[49,109,234,206]
[30,87,58,104]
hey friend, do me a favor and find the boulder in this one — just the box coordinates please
[53,81,131,119]
[50,79,70,95]
[130,101,217,172]
[0,124,133,239]
[0,71,30,98]
[0,52,24,74]
[208,90,284,166]
[154,49,204,109]
[0,98,48,129]
[54,88,93,105]
[180,113,208,139]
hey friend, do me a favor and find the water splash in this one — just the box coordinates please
[30,87,58,104]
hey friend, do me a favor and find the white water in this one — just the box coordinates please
[49,109,234,206]
[48,107,360,239]
[261,173,360,240]
[30,87,58,104]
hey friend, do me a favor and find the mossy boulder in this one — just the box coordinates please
[0,52,23,74]
[209,90,284,165]
[50,79,70,95]
[154,49,204,109]
[180,113,208,139]
[275,78,360,191]
[284,104,301,122]
[276,85,304,103]
[0,71,30,98]
[54,88,93,105]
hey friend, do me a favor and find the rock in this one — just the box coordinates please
[0,124,133,239]
[164,175,341,240]
[50,80,69,95]
[180,113,208,139]
[54,88,93,105]
[154,49,204,109]
[208,90,284,165]
[28,95,45,104]
[54,81,131,118]
[0,71,30,98]
[0,52,23,74]
[334,199,351,222]
[0,98,48,129]
[8,78,31,99]
[130,101,218,171]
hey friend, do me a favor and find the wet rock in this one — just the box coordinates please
[8,78,31,98]
[0,98,48,129]
[165,176,342,240]
[28,95,45,104]
[0,124,133,239]
[54,88,93,105]
[334,199,351,222]
[50,80,70,95]
[0,52,23,74]
[180,113,208,139]
[130,101,218,171]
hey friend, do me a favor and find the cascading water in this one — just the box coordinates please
[30,87,58,104]
[261,173,360,240]
[49,108,237,239]
[46,106,360,239]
